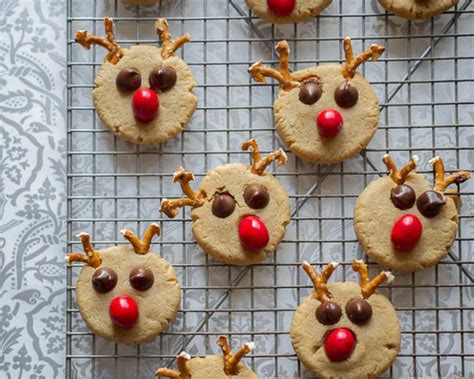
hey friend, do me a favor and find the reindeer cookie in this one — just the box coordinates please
[75,18,197,144]
[290,260,400,379]
[156,336,257,378]
[355,155,471,272]
[378,0,459,20]
[245,0,332,24]
[249,38,384,164]
[160,139,290,265]
[66,224,180,344]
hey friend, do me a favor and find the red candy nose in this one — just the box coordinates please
[109,295,139,329]
[324,328,356,362]
[132,88,159,123]
[317,109,343,138]
[391,213,423,252]
[267,0,296,16]
[238,215,269,251]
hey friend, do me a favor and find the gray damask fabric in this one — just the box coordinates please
[0,0,66,377]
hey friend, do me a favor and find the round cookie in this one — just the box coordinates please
[355,155,471,272]
[76,18,197,144]
[246,0,332,24]
[156,337,257,378]
[290,261,400,379]
[66,224,180,344]
[160,139,290,266]
[249,37,384,164]
[378,0,459,20]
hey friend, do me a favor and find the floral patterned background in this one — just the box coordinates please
[0,0,66,377]
[2,0,474,378]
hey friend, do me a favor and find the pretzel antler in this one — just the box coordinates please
[352,260,394,299]
[302,261,339,302]
[155,18,191,59]
[155,352,191,379]
[65,233,102,268]
[217,336,256,376]
[382,154,419,185]
[160,167,206,218]
[248,40,299,91]
[241,139,287,176]
[75,17,124,64]
[121,223,161,255]
[429,156,471,192]
[342,37,385,80]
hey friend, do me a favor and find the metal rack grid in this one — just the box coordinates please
[66,0,474,377]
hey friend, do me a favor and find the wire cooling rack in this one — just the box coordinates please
[66,0,474,377]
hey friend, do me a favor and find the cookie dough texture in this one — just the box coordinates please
[378,0,459,20]
[290,282,400,379]
[94,45,197,144]
[246,0,332,23]
[275,65,380,164]
[355,173,458,272]
[76,246,180,344]
[183,356,257,379]
[191,163,291,265]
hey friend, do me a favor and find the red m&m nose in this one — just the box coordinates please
[267,0,296,17]
[391,213,423,252]
[238,215,269,251]
[109,295,139,329]
[317,109,343,138]
[131,88,159,123]
[324,328,356,362]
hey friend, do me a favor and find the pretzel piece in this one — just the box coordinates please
[352,259,394,299]
[342,37,385,80]
[75,17,124,64]
[121,223,160,254]
[155,352,191,379]
[302,261,339,302]
[248,40,299,91]
[241,139,287,176]
[382,154,419,185]
[155,18,191,59]
[65,233,102,268]
[430,156,471,192]
[217,336,256,376]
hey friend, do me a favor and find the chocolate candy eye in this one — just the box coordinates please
[149,66,177,92]
[212,193,236,218]
[129,267,154,291]
[299,79,322,105]
[334,82,358,108]
[116,68,141,92]
[244,184,270,209]
[91,267,117,293]
[345,298,372,324]
[316,301,342,325]
[391,184,416,210]
[417,190,446,218]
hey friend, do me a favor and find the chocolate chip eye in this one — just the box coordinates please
[149,66,177,92]
[334,81,358,108]
[299,79,322,105]
[212,193,236,218]
[391,184,416,210]
[129,267,154,291]
[417,190,446,218]
[91,267,117,293]
[316,301,342,325]
[345,298,372,325]
[244,184,270,209]
[116,68,141,92]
